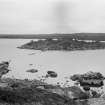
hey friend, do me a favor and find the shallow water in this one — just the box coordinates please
[0,39,105,85]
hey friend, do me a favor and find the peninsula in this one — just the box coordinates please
[18,37,105,51]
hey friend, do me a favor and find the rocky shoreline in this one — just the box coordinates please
[0,78,87,105]
[0,76,104,105]
[0,60,105,105]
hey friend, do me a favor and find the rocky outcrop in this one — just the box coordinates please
[70,71,105,87]
[0,61,11,78]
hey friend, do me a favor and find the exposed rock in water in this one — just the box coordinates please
[46,71,58,78]
[70,71,105,87]
[26,69,38,73]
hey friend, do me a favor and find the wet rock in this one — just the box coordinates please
[70,71,105,87]
[47,71,58,78]
[26,69,38,73]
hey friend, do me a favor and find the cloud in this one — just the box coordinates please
[0,0,105,33]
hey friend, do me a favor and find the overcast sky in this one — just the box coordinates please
[0,0,105,34]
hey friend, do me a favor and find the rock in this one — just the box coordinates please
[47,71,58,78]
[26,69,38,73]
[0,61,11,78]
[70,71,105,87]
[64,86,89,100]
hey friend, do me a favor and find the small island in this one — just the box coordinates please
[18,37,105,51]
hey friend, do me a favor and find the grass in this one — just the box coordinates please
[0,78,75,105]
[0,78,104,105]
[0,86,75,105]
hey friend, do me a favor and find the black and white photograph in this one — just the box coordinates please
[0,0,105,105]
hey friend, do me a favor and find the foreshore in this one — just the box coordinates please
[0,76,104,105]
[0,68,104,105]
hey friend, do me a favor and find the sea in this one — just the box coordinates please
[0,39,105,86]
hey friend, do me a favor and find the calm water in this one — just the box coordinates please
[0,39,105,85]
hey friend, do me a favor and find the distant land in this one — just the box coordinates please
[18,34,105,51]
[1,33,105,41]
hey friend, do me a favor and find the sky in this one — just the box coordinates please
[0,0,105,34]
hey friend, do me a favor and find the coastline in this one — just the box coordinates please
[0,37,105,105]
[18,38,105,51]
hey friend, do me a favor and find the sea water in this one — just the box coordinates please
[0,39,105,86]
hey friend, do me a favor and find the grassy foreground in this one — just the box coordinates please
[0,78,104,105]
[0,78,76,105]
[0,77,95,105]
[0,87,72,105]
[0,72,105,105]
